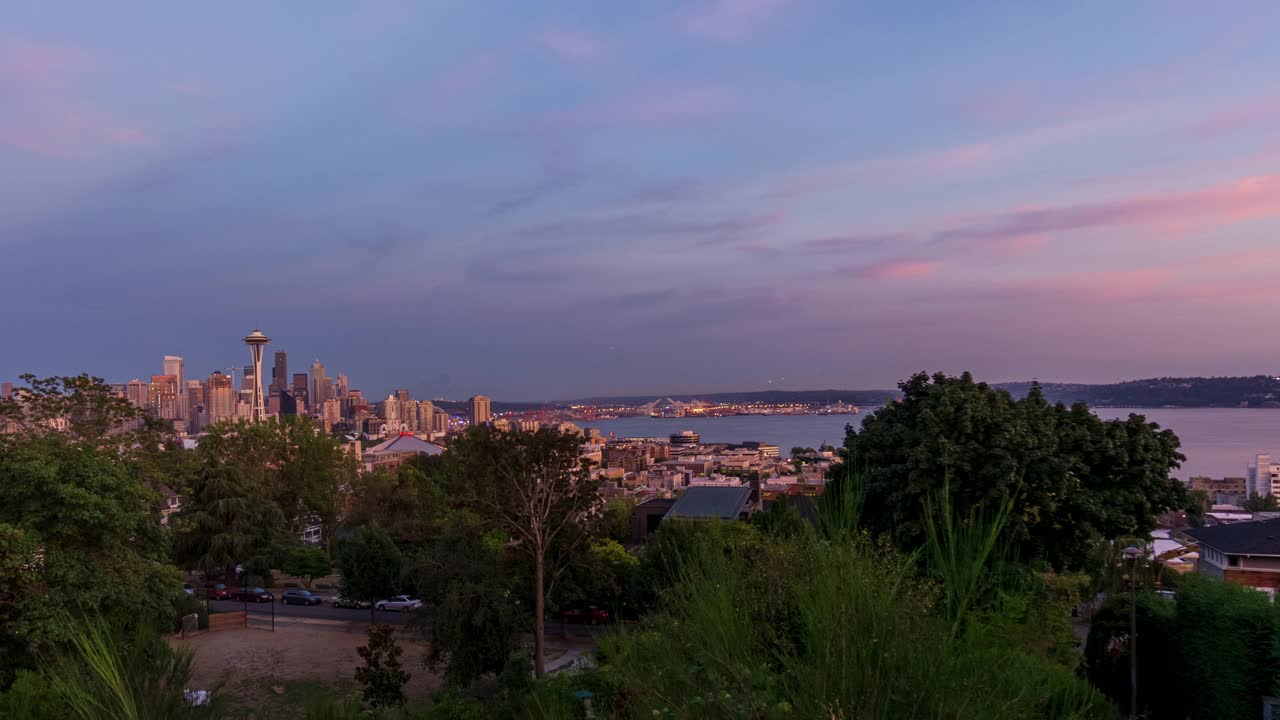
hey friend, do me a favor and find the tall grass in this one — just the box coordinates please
[42,619,208,720]
[921,478,1014,638]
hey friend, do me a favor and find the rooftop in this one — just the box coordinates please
[665,486,753,520]
[365,433,445,456]
[1185,517,1280,556]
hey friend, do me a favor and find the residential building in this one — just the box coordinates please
[1189,476,1248,495]
[1247,455,1280,497]
[417,401,435,434]
[431,411,450,434]
[126,379,148,409]
[1185,517,1280,592]
[149,374,180,420]
[0,381,11,400]
[322,398,341,428]
[185,380,204,434]
[469,395,491,427]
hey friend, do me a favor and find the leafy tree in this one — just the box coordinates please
[337,525,403,624]
[1243,492,1280,512]
[171,462,284,583]
[751,496,811,540]
[283,545,332,589]
[601,497,635,543]
[0,436,180,680]
[448,427,601,677]
[354,624,409,709]
[344,463,447,549]
[0,374,142,444]
[838,371,1188,569]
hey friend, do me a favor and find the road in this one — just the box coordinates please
[207,598,601,637]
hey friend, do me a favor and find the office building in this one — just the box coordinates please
[336,373,348,399]
[1248,454,1280,498]
[185,380,204,434]
[292,373,310,413]
[163,356,184,417]
[417,401,435,434]
[431,411,450,434]
[1,381,11,400]
[469,395,491,427]
[207,372,236,422]
[126,379,148,409]
[149,375,180,420]
[310,361,327,415]
[323,398,341,428]
[271,351,288,391]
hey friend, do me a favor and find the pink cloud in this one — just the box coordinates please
[857,260,941,280]
[526,85,734,133]
[981,234,1047,257]
[1192,96,1280,138]
[0,37,92,90]
[105,127,150,146]
[536,26,608,63]
[681,0,793,42]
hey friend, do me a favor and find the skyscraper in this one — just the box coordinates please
[149,374,180,420]
[418,401,435,434]
[469,395,491,427]
[163,356,185,417]
[310,361,326,415]
[292,373,309,413]
[244,329,270,423]
[271,351,288,391]
[185,380,204,434]
[1,381,11,400]
[208,372,235,422]
[336,373,348,399]
[126,379,148,409]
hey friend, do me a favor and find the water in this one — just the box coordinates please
[589,408,1280,480]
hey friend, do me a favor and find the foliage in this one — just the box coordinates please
[0,435,181,681]
[345,463,448,549]
[839,371,1189,570]
[43,618,211,720]
[447,427,601,677]
[922,479,1014,637]
[356,624,410,709]
[171,461,285,582]
[0,374,142,444]
[414,526,528,688]
[750,495,811,540]
[338,525,404,621]
[284,544,333,588]
[601,497,635,543]
[591,527,1111,720]
[0,669,66,719]
[1243,491,1280,512]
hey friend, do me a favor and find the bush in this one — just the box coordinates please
[174,593,209,632]
[356,624,410,709]
[425,689,487,720]
[0,670,67,719]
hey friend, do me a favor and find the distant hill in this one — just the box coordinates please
[996,376,1280,408]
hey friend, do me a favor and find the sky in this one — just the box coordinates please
[4,2,1280,401]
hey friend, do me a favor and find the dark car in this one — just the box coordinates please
[234,586,274,603]
[561,606,609,625]
[330,596,371,609]
[280,589,322,606]
[203,582,232,600]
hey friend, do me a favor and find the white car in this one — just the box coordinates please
[375,595,422,612]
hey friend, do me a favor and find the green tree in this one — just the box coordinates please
[337,525,403,624]
[750,496,811,540]
[354,624,409,709]
[283,545,332,589]
[1243,492,1280,512]
[448,427,601,677]
[601,497,635,543]
[0,436,180,680]
[344,463,447,549]
[171,462,284,583]
[0,374,142,444]
[838,371,1188,569]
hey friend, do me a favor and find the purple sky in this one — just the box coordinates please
[4,2,1280,400]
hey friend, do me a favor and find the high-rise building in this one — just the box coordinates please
[431,411,450,434]
[310,361,326,415]
[149,374,180,420]
[271,351,288,391]
[336,373,348,399]
[207,372,236,422]
[1,381,11,400]
[185,380,204,434]
[244,329,270,423]
[322,398,341,428]
[292,373,310,413]
[469,395,491,427]
[163,356,185,417]
[241,366,255,392]
[417,401,435,434]
[126,379,148,409]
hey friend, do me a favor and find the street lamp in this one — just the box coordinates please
[1121,544,1142,719]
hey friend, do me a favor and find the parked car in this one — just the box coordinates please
[330,596,371,609]
[203,582,232,600]
[234,586,274,603]
[182,583,196,596]
[280,589,322,606]
[375,595,422,612]
[561,606,609,625]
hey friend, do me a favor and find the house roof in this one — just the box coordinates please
[665,486,753,520]
[365,433,444,457]
[1185,517,1280,556]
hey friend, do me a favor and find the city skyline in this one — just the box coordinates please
[5,3,1280,398]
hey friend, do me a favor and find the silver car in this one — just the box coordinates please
[375,595,422,612]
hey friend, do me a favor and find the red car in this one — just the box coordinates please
[203,582,232,600]
[234,586,274,603]
[560,606,609,625]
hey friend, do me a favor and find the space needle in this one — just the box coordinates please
[243,329,270,423]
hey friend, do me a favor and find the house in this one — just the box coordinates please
[157,485,182,526]
[1184,517,1280,592]
[664,485,757,522]
[361,432,444,473]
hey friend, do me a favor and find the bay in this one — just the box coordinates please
[589,408,1280,480]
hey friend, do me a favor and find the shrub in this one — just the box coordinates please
[355,624,410,709]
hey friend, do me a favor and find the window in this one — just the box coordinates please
[1228,556,1239,567]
